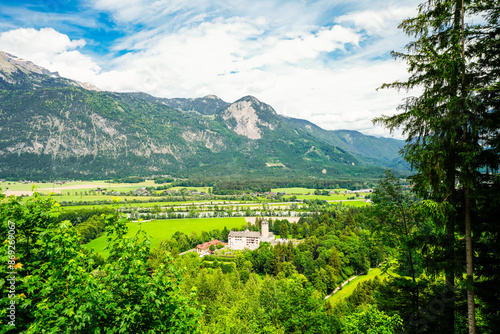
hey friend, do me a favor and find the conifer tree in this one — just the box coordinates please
[374,0,499,331]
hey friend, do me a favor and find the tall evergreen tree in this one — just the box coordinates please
[468,1,500,331]
[371,171,426,313]
[374,0,499,331]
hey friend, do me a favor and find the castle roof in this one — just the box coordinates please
[228,230,262,238]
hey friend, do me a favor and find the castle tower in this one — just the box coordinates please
[261,220,269,239]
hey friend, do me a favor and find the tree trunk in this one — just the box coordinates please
[445,215,455,332]
[465,185,476,333]
[459,0,476,330]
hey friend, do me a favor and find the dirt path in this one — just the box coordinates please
[324,274,361,300]
[324,262,386,300]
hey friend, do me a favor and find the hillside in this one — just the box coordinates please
[284,118,406,169]
[0,51,407,180]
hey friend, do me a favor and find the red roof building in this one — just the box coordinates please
[196,239,222,256]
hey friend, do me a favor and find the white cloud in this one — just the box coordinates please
[0,28,101,83]
[0,27,85,55]
[335,6,417,35]
[245,25,360,69]
[89,16,406,138]
[91,0,146,22]
[245,60,410,139]
[91,0,215,25]
[89,17,363,98]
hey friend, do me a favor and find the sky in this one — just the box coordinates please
[0,0,423,138]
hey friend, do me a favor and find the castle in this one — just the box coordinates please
[227,220,275,250]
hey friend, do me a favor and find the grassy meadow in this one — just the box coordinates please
[297,194,351,201]
[85,217,247,256]
[1,180,153,192]
[0,181,371,207]
[326,267,388,305]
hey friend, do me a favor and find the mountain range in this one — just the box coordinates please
[0,51,407,180]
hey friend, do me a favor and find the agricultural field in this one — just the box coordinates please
[0,181,217,205]
[296,194,352,201]
[1,182,371,214]
[336,200,371,207]
[85,217,247,256]
[0,180,156,196]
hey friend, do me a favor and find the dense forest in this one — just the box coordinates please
[1,168,499,333]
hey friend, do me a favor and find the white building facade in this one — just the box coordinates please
[228,220,275,250]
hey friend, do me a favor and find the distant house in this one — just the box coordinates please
[196,239,222,257]
[133,187,149,196]
[263,192,277,199]
[228,220,275,251]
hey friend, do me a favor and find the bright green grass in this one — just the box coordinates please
[85,217,247,256]
[1,180,157,194]
[326,267,388,305]
[1,180,106,191]
[56,181,157,195]
[296,194,353,201]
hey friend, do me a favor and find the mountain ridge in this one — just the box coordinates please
[0,51,407,180]
[0,51,101,91]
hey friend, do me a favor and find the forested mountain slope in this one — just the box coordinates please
[0,51,407,180]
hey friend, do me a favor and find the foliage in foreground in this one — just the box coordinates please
[0,192,201,333]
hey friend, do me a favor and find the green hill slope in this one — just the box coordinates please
[0,51,407,180]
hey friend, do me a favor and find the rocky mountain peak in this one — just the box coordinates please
[235,95,263,106]
[222,96,278,140]
[0,52,407,179]
[78,81,102,91]
[202,94,221,100]
[0,51,100,91]
[0,51,60,78]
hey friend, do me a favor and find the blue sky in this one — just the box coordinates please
[0,0,422,137]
